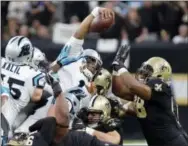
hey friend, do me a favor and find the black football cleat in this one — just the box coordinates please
[112,45,130,71]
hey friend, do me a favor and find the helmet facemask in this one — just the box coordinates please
[85,56,102,75]
[87,95,111,128]
[82,56,102,82]
[136,57,172,84]
[136,63,153,83]
[87,110,104,128]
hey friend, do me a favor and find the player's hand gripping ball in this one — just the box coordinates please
[89,8,115,33]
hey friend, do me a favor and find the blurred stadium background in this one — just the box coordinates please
[1,1,188,145]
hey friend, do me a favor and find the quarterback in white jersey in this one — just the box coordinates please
[51,24,103,113]
[48,7,116,126]
[1,36,46,137]
[56,38,102,110]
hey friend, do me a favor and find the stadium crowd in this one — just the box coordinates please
[1,1,188,44]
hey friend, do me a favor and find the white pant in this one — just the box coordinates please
[14,96,53,133]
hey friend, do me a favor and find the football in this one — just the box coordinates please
[89,14,114,33]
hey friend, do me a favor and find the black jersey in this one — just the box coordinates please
[135,78,188,146]
[53,130,120,146]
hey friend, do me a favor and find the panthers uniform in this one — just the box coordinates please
[56,37,93,114]
[135,78,188,146]
[1,57,46,134]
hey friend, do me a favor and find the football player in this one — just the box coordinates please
[48,7,114,122]
[111,45,188,146]
[12,47,53,135]
[71,95,123,145]
[1,36,46,139]
[47,6,114,144]
[93,68,130,119]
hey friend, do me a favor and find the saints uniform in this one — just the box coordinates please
[53,130,120,146]
[1,57,46,134]
[135,78,188,146]
[95,123,123,145]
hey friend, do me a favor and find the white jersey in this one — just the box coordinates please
[57,37,92,110]
[1,58,45,128]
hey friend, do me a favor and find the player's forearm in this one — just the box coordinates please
[112,71,151,100]
[94,130,120,144]
[74,7,102,40]
[73,14,94,40]
[86,128,120,144]
[32,88,43,102]
[50,13,95,72]
[55,92,69,127]
[48,75,70,127]
[50,61,60,73]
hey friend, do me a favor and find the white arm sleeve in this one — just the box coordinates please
[58,36,84,59]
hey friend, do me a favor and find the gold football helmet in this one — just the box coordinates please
[136,57,172,83]
[87,95,111,128]
[93,68,112,95]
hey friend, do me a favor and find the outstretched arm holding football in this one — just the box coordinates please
[51,7,114,72]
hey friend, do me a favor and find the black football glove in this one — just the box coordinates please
[112,45,130,71]
[76,107,89,124]
[70,117,86,131]
[45,71,62,98]
[103,118,122,131]
[26,117,57,146]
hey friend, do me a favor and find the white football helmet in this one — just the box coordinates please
[81,49,103,81]
[31,47,48,71]
[5,36,34,64]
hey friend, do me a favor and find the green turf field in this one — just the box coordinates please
[123,140,147,146]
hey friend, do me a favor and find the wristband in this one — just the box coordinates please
[86,127,94,135]
[91,7,100,17]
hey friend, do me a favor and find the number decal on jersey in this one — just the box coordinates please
[1,74,25,99]
[135,96,147,118]
[154,83,162,92]
[8,78,25,99]
[25,135,34,145]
